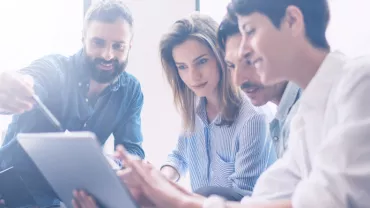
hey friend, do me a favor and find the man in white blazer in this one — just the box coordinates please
[228,0,370,207]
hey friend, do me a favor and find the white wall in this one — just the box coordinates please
[0,0,83,144]
[199,0,230,23]
[327,0,370,57]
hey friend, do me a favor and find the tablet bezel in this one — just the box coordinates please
[17,131,138,208]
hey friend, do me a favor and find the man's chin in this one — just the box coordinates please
[91,75,116,84]
[250,98,267,107]
[91,70,120,83]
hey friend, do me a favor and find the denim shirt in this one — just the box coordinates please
[0,51,144,206]
[269,82,301,158]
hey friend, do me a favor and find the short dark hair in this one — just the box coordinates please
[227,0,330,49]
[217,17,240,51]
[84,0,133,29]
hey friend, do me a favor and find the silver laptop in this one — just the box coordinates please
[17,131,138,208]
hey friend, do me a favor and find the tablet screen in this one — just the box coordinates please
[17,132,138,208]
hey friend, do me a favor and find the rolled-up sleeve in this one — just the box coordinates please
[0,56,61,115]
[2,56,63,145]
[292,65,370,207]
[113,81,145,159]
[163,135,188,178]
[18,55,64,102]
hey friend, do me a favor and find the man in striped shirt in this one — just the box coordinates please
[217,17,301,159]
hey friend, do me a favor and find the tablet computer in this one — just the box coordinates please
[16,131,138,208]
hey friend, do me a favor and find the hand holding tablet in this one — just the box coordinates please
[17,132,138,208]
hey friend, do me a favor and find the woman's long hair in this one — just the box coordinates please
[159,12,242,133]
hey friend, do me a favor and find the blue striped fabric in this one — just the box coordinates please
[164,94,275,195]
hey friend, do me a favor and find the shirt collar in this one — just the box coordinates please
[275,82,301,121]
[300,51,348,109]
[195,93,251,126]
[196,97,222,125]
[72,49,123,92]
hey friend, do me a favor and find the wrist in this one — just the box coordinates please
[160,165,180,182]
[202,195,226,208]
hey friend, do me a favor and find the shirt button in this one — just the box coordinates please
[273,136,279,141]
[85,98,89,102]
[78,82,82,87]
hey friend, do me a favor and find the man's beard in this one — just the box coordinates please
[82,51,128,84]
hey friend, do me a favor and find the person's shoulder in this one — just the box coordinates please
[333,55,370,100]
[338,55,370,86]
[34,53,70,65]
[18,54,72,82]
[237,94,269,123]
[26,53,71,73]
[343,55,370,75]
[118,72,144,104]
[119,71,142,89]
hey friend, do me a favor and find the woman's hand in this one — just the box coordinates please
[117,168,156,207]
[115,145,204,208]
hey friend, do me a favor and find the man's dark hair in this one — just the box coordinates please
[227,0,330,49]
[84,0,134,30]
[217,17,240,51]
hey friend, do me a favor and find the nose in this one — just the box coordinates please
[189,66,201,81]
[233,65,246,87]
[233,58,257,88]
[238,35,253,61]
[102,47,114,61]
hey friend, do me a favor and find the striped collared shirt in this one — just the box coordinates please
[269,82,301,158]
[164,94,274,195]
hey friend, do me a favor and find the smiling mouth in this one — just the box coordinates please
[243,86,260,94]
[97,63,114,71]
[192,82,208,88]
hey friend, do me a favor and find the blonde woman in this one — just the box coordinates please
[158,13,274,200]
[71,13,275,207]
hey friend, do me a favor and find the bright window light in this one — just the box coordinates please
[0,0,83,143]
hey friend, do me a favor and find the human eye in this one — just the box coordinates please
[177,65,187,70]
[113,43,126,51]
[91,38,105,47]
[198,58,208,65]
[244,26,256,36]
